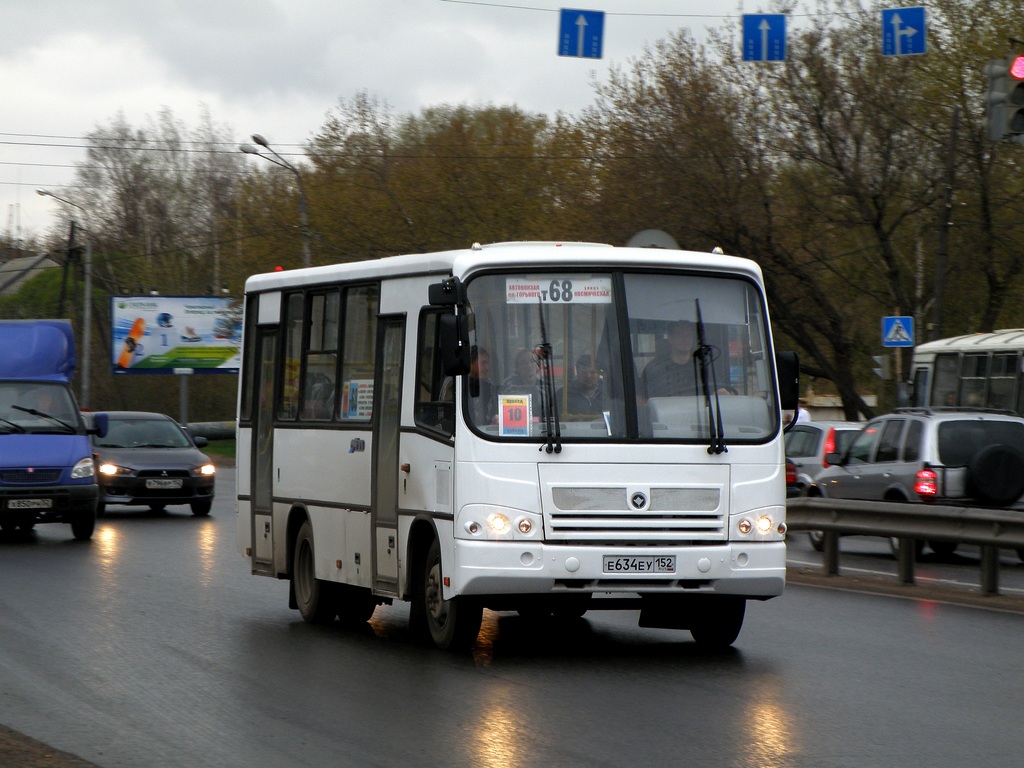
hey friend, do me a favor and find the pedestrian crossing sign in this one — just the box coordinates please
[882,316,914,347]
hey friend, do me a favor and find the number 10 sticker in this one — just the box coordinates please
[499,394,532,436]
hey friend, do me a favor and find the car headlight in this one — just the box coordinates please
[97,462,129,476]
[194,464,216,476]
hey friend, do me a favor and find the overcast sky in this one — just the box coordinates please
[1,0,746,241]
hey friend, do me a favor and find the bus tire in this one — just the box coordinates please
[419,538,482,651]
[336,585,377,626]
[688,598,745,648]
[293,520,337,624]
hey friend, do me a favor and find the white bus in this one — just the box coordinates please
[236,241,799,650]
[911,329,1024,413]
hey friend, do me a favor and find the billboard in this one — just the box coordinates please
[111,296,241,374]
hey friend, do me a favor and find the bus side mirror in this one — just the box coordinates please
[428,277,465,306]
[776,351,799,411]
[439,313,470,375]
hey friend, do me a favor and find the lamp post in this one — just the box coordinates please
[239,134,312,268]
[36,188,93,410]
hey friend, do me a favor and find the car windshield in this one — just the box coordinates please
[95,417,192,448]
[937,419,1024,466]
[460,270,779,443]
[0,382,79,433]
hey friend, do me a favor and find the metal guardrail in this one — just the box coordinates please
[187,421,236,440]
[786,497,1024,595]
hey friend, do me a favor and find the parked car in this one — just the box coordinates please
[786,457,800,498]
[785,420,863,549]
[91,411,216,516]
[785,420,863,494]
[807,407,1024,558]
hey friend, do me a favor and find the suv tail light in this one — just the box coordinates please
[822,428,837,467]
[914,467,938,500]
[785,459,797,485]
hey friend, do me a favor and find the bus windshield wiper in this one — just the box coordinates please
[694,300,727,455]
[11,405,75,433]
[536,298,561,454]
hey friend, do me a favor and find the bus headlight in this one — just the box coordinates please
[488,512,511,535]
[457,504,542,541]
[732,508,785,540]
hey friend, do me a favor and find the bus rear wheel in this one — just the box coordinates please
[293,520,337,624]
[417,538,482,651]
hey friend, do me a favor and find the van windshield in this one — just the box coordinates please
[0,382,80,433]
[460,270,779,443]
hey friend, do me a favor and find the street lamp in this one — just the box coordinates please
[36,188,93,410]
[239,134,312,268]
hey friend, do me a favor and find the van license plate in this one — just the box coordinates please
[7,498,53,509]
[603,555,676,574]
[146,479,183,489]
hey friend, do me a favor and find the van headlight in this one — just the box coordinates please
[71,457,95,480]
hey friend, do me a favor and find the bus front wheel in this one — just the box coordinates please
[688,598,746,648]
[293,520,337,624]
[416,538,482,651]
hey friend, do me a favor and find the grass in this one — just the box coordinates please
[203,439,236,463]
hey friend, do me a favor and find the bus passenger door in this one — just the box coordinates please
[250,329,277,576]
[372,316,404,593]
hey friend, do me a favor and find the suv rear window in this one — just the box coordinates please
[937,420,1024,466]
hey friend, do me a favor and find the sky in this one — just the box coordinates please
[1,0,748,242]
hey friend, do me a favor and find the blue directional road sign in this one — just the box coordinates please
[882,316,915,347]
[881,7,926,56]
[742,14,786,62]
[559,9,604,59]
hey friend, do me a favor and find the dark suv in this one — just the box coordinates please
[808,407,1024,557]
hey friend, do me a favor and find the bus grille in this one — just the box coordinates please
[547,486,724,542]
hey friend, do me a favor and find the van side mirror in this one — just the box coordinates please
[89,412,109,438]
[776,351,800,411]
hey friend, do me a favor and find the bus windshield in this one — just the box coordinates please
[461,270,779,443]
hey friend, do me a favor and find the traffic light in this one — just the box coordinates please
[984,54,1024,141]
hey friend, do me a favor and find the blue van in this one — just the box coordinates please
[0,320,107,540]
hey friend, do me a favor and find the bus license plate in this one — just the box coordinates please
[146,479,183,489]
[603,555,676,574]
[7,498,53,509]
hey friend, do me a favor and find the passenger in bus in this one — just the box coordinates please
[503,348,540,391]
[641,320,697,398]
[558,354,605,415]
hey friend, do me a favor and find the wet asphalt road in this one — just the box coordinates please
[2,467,1023,768]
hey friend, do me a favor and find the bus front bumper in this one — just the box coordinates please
[450,540,786,599]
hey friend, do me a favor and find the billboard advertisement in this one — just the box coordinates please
[110,296,241,374]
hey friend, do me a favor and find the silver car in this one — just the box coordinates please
[808,407,1024,557]
[785,420,863,494]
